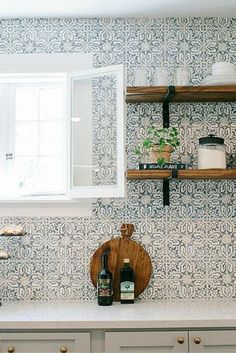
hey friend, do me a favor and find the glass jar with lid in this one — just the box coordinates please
[197,134,226,169]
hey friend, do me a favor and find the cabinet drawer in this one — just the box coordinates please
[1,340,73,353]
[189,330,236,352]
[105,331,188,353]
[0,333,90,353]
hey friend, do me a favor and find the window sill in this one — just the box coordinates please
[0,200,92,217]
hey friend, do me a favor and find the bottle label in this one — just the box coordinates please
[97,279,112,297]
[120,281,134,300]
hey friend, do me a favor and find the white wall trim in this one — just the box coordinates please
[0,53,93,73]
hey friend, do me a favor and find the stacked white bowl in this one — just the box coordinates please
[202,61,236,85]
[212,62,236,76]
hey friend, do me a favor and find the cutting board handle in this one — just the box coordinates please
[120,223,134,239]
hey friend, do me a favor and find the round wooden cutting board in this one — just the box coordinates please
[90,223,152,301]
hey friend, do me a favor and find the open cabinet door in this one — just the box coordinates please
[67,64,126,198]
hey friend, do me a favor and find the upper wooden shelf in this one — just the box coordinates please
[126,85,236,103]
[127,169,236,180]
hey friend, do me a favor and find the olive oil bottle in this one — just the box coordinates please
[120,258,135,304]
[97,251,113,306]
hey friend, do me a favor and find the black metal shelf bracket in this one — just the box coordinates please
[162,85,176,205]
[163,169,179,206]
[163,179,170,206]
[162,85,175,128]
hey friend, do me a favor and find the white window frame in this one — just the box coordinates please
[0,75,67,199]
[67,64,126,199]
[0,53,93,216]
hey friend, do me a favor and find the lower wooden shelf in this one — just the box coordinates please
[127,169,236,180]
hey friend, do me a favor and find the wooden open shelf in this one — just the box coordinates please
[127,169,236,180]
[126,85,236,204]
[126,85,236,103]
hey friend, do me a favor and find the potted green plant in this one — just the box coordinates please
[135,127,180,166]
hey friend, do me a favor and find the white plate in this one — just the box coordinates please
[202,74,236,85]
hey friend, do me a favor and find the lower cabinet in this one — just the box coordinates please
[0,333,90,353]
[189,331,236,352]
[105,330,236,353]
[1,329,236,353]
[105,332,188,353]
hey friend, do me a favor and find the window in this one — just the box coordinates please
[68,65,125,199]
[0,74,66,199]
[0,55,125,215]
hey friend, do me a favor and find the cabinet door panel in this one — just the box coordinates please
[0,333,90,353]
[190,331,236,353]
[105,332,188,353]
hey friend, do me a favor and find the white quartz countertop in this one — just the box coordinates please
[0,300,236,330]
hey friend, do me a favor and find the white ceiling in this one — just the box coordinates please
[0,0,236,18]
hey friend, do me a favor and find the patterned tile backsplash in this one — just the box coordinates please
[0,17,236,301]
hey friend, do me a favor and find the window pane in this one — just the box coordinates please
[39,87,64,120]
[38,156,64,193]
[1,78,66,199]
[39,121,63,155]
[13,156,65,196]
[15,122,38,156]
[71,74,117,188]
[14,156,38,196]
[15,87,38,121]
[0,169,16,198]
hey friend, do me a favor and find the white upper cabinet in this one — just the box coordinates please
[68,64,126,198]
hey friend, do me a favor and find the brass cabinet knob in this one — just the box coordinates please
[60,346,67,353]
[177,337,185,344]
[194,337,201,344]
[7,347,15,353]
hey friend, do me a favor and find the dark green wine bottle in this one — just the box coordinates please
[120,258,135,304]
[97,251,113,306]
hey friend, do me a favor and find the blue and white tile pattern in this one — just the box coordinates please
[0,17,236,301]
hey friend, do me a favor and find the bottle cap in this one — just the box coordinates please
[124,258,130,263]
[199,134,224,145]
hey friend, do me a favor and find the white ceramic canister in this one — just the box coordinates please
[197,134,226,169]
[153,66,169,85]
[134,66,148,86]
[173,66,190,86]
